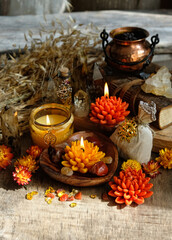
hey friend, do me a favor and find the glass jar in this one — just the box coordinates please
[57,66,72,107]
[29,103,74,149]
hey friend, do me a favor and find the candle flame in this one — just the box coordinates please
[80,136,85,149]
[104,82,109,98]
[46,115,50,125]
[14,111,17,117]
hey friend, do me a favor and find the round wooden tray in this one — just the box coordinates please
[40,131,118,187]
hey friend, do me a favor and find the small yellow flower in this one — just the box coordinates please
[155,148,172,169]
[121,159,141,171]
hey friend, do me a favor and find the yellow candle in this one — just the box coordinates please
[62,137,105,174]
[36,114,67,125]
[29,104,74,149]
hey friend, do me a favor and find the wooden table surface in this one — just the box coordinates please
[0,10,172,240]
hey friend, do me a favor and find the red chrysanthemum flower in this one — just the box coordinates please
[0,145,13,170]
[13,165,32,185]
[108,168,153,205]
[26,145,42,160]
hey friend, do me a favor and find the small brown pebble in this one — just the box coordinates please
[102,192,109,201]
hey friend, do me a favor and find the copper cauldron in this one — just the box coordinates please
[100,27,159,72]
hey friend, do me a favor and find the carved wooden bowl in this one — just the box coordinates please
[40,131,118,187]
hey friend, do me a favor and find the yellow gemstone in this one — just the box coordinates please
[90,194,97,199]
[26,193,33,200]
[57,190,65,197]
[31,191,38,195]
[70,203,77,208]
[45,198,53,204]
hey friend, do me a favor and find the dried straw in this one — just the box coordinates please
[0,17,103,134]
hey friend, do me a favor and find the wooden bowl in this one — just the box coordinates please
[40,131,118,187]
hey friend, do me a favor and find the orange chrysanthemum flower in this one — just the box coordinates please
[0,145,13,170]
[26,145,42,160]
[13,165,32,185]
[14,155,39,173]
[108,168,153,205]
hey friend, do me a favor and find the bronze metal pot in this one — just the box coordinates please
[100,27,159,72]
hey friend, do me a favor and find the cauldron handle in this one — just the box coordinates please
[100,29,160,67]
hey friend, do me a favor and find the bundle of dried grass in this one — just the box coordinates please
[0,16,103,134]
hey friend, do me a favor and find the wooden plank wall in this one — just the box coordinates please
[0,0,167,16]
[71,0,161,11]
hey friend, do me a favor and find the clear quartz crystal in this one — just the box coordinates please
[74,90,90,117]
[141,66,172,98]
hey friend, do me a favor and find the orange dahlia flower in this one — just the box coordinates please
[108,168,153,205]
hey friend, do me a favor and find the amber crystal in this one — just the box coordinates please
[108,168,153,205]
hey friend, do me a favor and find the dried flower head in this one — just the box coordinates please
[121,159,141,172]
[108,168,153,205]
[26,145,42,160]
[0,145,13,170]
[14,155,39,173]
[13,165,32,185]
[155,148,172,169]
[118,118,138,142]
[142,160,161,178]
